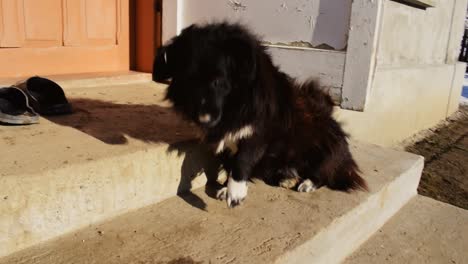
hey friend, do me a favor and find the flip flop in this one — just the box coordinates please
[0,86,39,125]
[16,76,72,115]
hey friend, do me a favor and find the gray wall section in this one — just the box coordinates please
[377,0,457,66]
[336,0,468,146]
[180,0,352,50]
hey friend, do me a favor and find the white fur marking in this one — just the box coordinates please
[199,114,212,123]
[297,179,317,193]
[226,177,248,207]
[286,168,299,178]
[216,140,226,154]
[163,51,168,64]
[215,125,254,154]
[216,187,228,200]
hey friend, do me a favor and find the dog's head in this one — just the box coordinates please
[153,23,258,128]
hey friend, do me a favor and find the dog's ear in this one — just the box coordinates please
[153,25,196,82]
[152,46,172,82]
[225,38,257,83]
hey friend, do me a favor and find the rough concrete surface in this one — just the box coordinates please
[0,140,423,264]
[345,195,468,264]
[0,81,195,177]
[405,105,468,209]
[0,82,217,258]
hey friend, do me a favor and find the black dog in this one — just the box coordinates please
[153,22,367,207]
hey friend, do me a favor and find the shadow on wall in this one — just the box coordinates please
[311,0,352,50]
[46,98,223,211]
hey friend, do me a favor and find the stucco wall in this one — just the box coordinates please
[336,63,465,146]
[178,0,351,50]
[335,0,467,146]
[377,0,455,66]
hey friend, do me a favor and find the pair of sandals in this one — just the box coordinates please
[0,77,72,125]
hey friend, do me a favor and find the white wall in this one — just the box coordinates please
[161,0,352,98]
[268,46,346,102]
[176,0,352,50]
[336,0,468,146]
[336,63,466,146]
[377,0,456,66]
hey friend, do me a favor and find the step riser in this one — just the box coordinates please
[276,157,424,264]
[0,146,215,258]
[56,74,152,89]
[0,72,152,89]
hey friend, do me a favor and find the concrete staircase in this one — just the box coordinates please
[0,74,427,263]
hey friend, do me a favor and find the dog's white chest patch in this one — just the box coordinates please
[216,125,254,155]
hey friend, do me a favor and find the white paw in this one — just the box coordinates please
[226,178,248,208]
[216,187,228,200]
[297,179,317,193]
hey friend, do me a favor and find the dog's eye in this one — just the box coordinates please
[211,77,230,94]
[211,78,221,88]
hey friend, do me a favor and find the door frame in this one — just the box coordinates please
[130,0,162,73]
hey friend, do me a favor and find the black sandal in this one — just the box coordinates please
[0,86,39,125]
[16,76,72,115]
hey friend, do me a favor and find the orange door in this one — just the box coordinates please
[0,0,129,78]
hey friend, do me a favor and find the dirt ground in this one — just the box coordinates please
[402,105,468,210]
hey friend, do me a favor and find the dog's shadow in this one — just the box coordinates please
[46,98,223,210]
[167,140,225,209]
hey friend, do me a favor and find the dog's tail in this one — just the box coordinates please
[296,80,335,117]
[328,159,368,192]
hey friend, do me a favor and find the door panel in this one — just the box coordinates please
[64,0,117,46]
[0,0,129,78]
[63,0,82,46]
[0,1,4,46]
[0,0,24,47]
[0,0,62,47]
[22,0,63,47]
[85,0,117,43]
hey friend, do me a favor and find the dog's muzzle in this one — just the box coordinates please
[198,112,221,127]
[198,113,212,123]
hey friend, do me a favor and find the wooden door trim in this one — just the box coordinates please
[130,0,162,73]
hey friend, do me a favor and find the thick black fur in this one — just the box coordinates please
[153,22,367,201]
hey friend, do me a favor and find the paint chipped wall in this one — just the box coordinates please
[179,0,352,50]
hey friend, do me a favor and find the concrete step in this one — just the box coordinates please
[0,81,219,258]
[0,97,424,264]
[345,195,468,264]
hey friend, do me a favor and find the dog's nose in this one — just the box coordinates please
[198,113,212,123]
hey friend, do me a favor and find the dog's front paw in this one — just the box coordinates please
[297,179,317,193]
[225,178,248,208]
[216,187,228,200]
